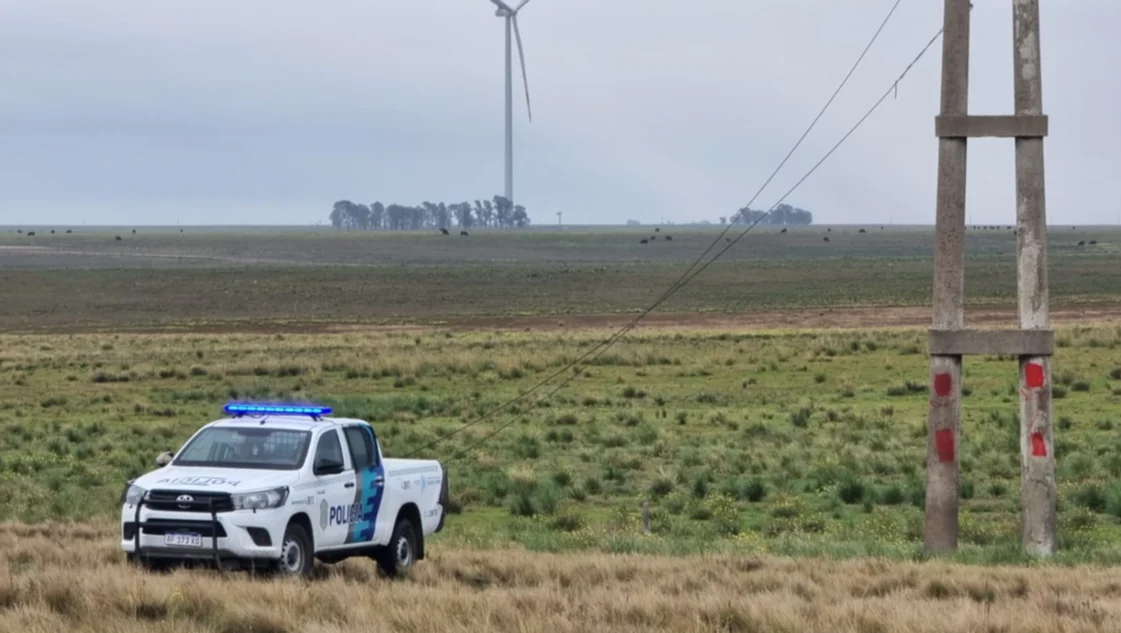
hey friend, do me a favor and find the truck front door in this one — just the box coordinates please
[309,428,358,549]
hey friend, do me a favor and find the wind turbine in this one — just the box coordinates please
[488,0,533,208]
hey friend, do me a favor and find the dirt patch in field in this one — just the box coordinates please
[63,303,1121,336]
[365,304,1121,333]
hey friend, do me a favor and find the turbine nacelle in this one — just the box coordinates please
[489,0,515,16]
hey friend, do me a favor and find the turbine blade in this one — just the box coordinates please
[514,0,532,11]
[488,0,514,12]
[512,15,532,122]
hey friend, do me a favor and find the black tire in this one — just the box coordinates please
[377,518,417,578]
[276,523,314,579]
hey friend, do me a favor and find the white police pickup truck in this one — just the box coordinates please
[119,403,448,578]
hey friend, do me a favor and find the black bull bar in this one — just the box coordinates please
[132,493,222,569]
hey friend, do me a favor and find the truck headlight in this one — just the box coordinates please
[120,482,146,506]
[231,486,289,511]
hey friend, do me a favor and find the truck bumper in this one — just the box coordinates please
[120,501,283,566]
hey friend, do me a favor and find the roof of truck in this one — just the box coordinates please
[206,416,371,432]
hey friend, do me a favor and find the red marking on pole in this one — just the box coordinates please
[1025,362,1045,389]
[935,428,955,463]
[1031,431,1047,457]
[934,373,952,397]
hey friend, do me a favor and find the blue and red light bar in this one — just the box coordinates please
[223,402,333,417]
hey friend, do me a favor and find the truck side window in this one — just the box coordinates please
[315,429,344,466]
[344,427,376,470]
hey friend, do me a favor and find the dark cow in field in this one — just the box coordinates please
[640,239,648,244]
[823,236,829,243]
[1090,240,1098,245]
[1078,240,1085,246]
[440,227,450,235]
[780,228,787,234]
[460,231,469,236]
[665,235,672,241]
[26,231,35,236]
[858,228,866,233]
[115,235,122,241]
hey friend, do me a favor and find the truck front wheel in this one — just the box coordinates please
[377,518,416,578]
[276,522,314,579]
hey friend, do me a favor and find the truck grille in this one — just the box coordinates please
[140,518,228,538]
[145,489,233,513]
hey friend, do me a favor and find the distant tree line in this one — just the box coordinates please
[329,196,531,231]
[720,203,814,226]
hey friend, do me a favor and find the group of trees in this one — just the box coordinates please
[329,196,531,231]
[720,203,814,226]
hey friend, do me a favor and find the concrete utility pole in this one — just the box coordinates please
[926,0,1054,556]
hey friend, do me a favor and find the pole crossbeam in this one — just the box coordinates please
[926,0,1054,557]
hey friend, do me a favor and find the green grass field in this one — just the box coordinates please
[1,226,1120,331]
[3,227,1121,565]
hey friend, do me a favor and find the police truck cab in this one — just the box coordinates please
[119,403,448,577]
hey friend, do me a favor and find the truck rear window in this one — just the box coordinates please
[173,427,311,470]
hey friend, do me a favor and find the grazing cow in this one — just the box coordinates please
[823,236,829,243]
[50,229,55,234]
[780,228,787,234]
[665,235,672,241]
[115,235,122,241]
[460,231,469,236]
[440,227,449,235]
[26,231,35,236]
[1090,240,1098,245]
[132,229,136,234]
[858,228,866,233]
[640,239,648,244]
[65,230,72,234]
[654,227,660,232]
[1078,240,1085,246]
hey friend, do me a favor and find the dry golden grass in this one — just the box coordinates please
[2,523,1120,632]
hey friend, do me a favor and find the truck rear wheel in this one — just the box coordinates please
[377,518,416,578]
[276,522,313,579]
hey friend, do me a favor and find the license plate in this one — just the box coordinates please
[164,532,203,547]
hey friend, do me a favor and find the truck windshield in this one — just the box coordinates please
[172,427,312,470]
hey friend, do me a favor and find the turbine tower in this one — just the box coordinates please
[488,0,533,208]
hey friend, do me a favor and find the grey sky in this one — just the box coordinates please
[1,0,1117,226]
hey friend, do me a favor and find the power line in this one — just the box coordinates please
[676,27,947,301]
[406,1,908,459]
[441,25,945,466]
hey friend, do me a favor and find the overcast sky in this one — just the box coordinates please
[1,0,1118,227]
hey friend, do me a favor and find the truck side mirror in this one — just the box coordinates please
[314,457,344,476]
[156,451,174,467]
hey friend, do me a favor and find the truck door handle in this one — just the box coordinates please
[374,476,384,486]
[344,482,355,488]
